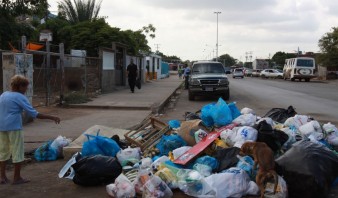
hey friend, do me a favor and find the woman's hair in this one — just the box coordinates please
[10,75,29,91]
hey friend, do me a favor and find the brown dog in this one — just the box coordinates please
[240,142,278,198]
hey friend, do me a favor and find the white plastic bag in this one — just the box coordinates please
[299,120,322,137]
[264,176,288,198]
[235,126,258,143]
[58,152,80,179]
[151,156,170,171]
[284,115,309,129]
[51,135,72,157]
[241,107,255,115]
[323,122,338,135]
[193,163,212,177]
[172,146,192,160]
[194,129,208,143]
[116,147,141,166]
[177,169,216,197]
[233,114,257,127]
[220,129,238,147]
[205,168,259,198]
[143,175,173,198]
[106,174,135,198]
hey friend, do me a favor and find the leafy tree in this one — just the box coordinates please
[318,27,338,67]
[271,51,296,66]
[141,24,156,39]
[58,0,102,24]
[217,54,236,67]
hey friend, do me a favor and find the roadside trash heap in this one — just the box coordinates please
[57,98,338,198]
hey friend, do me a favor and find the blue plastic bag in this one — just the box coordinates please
[194,156,219,170]
[82,134,120,157]
[168,120,181,129]
[228,102,241,120]
[156,134,187,156]
[201,103,215,127]
[236,155,256,179]
[211,98,233,127]
[35,141,58,161]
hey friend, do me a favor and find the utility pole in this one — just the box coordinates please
[46,40,50,106]
[214,11,221,62]
[59,43,65,105]
[154,44,160,53]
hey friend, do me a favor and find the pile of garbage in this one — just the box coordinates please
[57,98,338,198]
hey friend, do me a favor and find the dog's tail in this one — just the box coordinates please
[269,170,278,194]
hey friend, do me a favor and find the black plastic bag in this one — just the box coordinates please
[264,106,297,123]
[72,155,122,186]
[254,120,289,152]
[275,140,338,198]
[213,147,240,172]
[136,78,141,89]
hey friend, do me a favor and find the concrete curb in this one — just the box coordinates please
[153,81,184,114]
[67,104,151,111]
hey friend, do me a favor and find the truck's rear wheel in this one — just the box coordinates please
[305,78,310,82]
[221,90,230,100]
[291,78,295,81]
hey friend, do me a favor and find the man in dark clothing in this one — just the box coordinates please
[127,59,138,93]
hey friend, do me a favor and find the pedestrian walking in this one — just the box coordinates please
[127,59,138,93]
[0,75,60,185]
[178,66,183,79]
[183,65,191,89]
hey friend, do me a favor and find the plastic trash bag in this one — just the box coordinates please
[233,114,257,127]
[299,120,322,137]
[234,126,258,148]
[205,168,259,198]
[284,114,309,129]
[134,168,152,193]
[178,120,206,146]
[72,155,122,186]
[156,134,187,156]
[34,141,58,161]
[193,163,212,177]
[116,147,141,167]
[194,129,208,143]
[82,134,120,157]
[168,120,181,129]
[275,140,338,198]
[228,102,241,120]
[236,155,256,179]
[50,135,71,157]
[264,106,297,123]
[201,103,215,127]
[221,128,238,147]
[155,167,179,189]
[280,127,297,150]
[106,174,136,198]
[213,147,241,172]
[177,169,216,197]
[172,146,192,160]
[59,152,82,180]
[323,122,338,146]
[194,156,219,171]
[152,156,170,171]
[256,117,275,127]
[143,175,173,198]
[185,111,201,121]
[211,98,233,127]
[241,107,255,115]
[263,176,288,198]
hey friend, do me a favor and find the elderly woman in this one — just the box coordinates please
[0,75,60,185]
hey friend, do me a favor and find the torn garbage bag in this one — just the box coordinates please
[275,140,338,198]
[72,155,122,186]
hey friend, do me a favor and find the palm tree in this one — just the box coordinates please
[58,0,102,24]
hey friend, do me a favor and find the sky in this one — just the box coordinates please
[48,0,338,61]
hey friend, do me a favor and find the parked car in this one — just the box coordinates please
[232,68,244,78]
[244,69,253,77]
[260,69,283,78]
[188,61,230,101]
[224,66,231,74]
[251,69,262,77]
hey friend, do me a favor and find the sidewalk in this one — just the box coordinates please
[69,75,183,111]
[23,75,183,152]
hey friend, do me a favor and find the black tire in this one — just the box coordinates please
[221,89,230,100]
[241,76,244,79]
[261,75,266,78]
[305,78,310,82]
[291,78,295,81]
[188,91,195,101]
[278,75,282,79]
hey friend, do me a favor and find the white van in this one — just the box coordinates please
[283,57,316,82]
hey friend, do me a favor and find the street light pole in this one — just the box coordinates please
[214,11,221,62]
